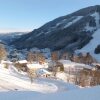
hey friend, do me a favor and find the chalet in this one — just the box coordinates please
[27,63,48,72]
[1,60,12,68]
[14,62,27,72]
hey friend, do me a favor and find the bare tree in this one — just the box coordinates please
[0,44,7,62]
[51,51,59,61]
[27,52,37,63]
[85,52,97,65]
[27,68,37,83]
[37,53,45,64]
[61,52,70,60]
[27,51,45,64]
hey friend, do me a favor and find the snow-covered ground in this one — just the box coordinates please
[0,85,100,100]
[0,64,78,93]
[0,61,100,100]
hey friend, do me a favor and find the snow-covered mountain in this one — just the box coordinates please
[11,5,100,53]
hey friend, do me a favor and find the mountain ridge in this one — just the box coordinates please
[10,5,100,52]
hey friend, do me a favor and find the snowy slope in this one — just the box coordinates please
[63,16,83,28]
[0,64,78,93]
[0,64,99,100]
[0,86,100,100]
[76,29,100,61]
[0,67,56,93]
[0,61,100,100]
[91,12,100,28]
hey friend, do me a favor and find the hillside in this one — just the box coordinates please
[11,5,100,53]
[0,60,100,100]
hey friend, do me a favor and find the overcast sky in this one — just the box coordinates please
[0,0,100,33]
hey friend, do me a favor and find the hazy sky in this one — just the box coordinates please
[0,0,100,33]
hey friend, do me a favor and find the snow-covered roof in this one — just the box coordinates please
[59,60,92,69]
[17,60,27,64]
[1,60,12,64]
[27,63,44,69]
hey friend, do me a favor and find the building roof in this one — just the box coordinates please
[27,63,44,69]
[17,60,28,64]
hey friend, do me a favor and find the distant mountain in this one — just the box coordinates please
[0,32,27,45]
[10,5,100,53]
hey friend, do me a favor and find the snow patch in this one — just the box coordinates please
[84,23,96,32]
[91,12,100,28]
[63,16,83,28]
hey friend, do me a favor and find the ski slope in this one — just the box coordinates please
[0,62,99,100]
[0,64,78,93]
[76,29,100,62]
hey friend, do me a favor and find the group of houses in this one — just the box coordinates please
[0,49,100,87]
[61,52,97,65]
